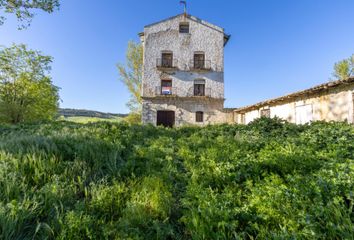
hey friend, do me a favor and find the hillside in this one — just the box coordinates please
[0,118,353,239]
[58,108,127,123]
[58,108,127,119]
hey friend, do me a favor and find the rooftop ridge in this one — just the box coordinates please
[235,77,354,113]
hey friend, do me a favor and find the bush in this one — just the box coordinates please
[0,118,353,239]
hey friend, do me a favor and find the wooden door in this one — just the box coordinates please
[157,111,175,127]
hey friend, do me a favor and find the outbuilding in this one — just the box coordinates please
[234,77,354,124]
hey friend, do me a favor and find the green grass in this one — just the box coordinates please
[59,116,123,123]
[0,118,353,239]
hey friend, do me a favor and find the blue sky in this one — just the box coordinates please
[1,0,354,113]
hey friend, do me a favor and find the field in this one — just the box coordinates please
[0,118,353,239]
[59,116,123,124]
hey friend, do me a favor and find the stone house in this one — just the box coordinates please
[139,13,230,127]
[234,77,354,124]
[139,12,354,127]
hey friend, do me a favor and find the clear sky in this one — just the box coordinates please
[1,0,354,113]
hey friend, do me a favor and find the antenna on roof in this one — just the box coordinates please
[180,1,187,17]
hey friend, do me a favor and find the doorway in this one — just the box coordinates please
[157,111,175,127]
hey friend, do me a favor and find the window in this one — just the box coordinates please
[161,80,172,95]
[196,111,204,122]
[295,104,313,124]
[194,80,205,96]
[179,22,189,33]
[161,53,173,68]
[194,53,205,69]
[239,114,245,124]
[260,109,270,118]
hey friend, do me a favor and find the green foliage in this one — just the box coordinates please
[0,44,59,124]
[60,116,122,124]
[332,54,354,80]
[0,0,60,29]
[117,41,143,113]
[124,112,141,125]
[0,118,353,239]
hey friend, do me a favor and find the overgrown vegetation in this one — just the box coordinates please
[0,118,353,239]
[0,44,59,124]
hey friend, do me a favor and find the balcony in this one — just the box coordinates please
[154,86,177,97]
[156,58,178,71]
[189,60,212,71]
[186,87,213,98]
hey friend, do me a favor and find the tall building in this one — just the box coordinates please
[139,13,230,127]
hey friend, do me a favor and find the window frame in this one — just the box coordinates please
[260,109,270,118]
[161,79,172,95]
[161,52,173,68]
[179,22,190,33]
[194,53,205,69]
[194,79,205,96]
[196,111,204,123]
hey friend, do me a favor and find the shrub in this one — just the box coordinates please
[0,119,353,239]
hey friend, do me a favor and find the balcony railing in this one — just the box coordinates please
[189,60,212,71]
[186,87,211,97]
[155,86,177,96]
[149,86,224,99]
[156,58,178,70]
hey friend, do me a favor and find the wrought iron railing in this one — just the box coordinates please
[189,60,212,71]
[156,58,178,69]
[187,87,223,99]
[152,86,224,99]
[155,86,177,96]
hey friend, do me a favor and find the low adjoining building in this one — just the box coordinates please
[234,77,354,124]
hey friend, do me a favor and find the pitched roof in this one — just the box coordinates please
[140,13,231,46]
[235,77,354,113]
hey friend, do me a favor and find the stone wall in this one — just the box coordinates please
[141,14,225,98]
[141,14,227,126]
[142,97,229,126]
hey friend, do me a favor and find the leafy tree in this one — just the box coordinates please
[0,0,60,29]
[0,44,59,124]
[117,41,143,113]
[124,112,142,125]
[332,54,354,80]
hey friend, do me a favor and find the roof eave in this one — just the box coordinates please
[234,77,354,113]
[224,34,231,46]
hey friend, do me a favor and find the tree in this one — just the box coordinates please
[0,0,60,29]
[124,112,142,125]
[332,54,354,80]
[0,44,59,124]
[117,41,143,113]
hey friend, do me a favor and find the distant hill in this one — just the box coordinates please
[59,108,128,119]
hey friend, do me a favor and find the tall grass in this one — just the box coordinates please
[0,118,353,239]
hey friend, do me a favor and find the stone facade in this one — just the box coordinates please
[140,14,230,127]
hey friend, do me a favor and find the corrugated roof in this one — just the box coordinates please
[234,77,354,113]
